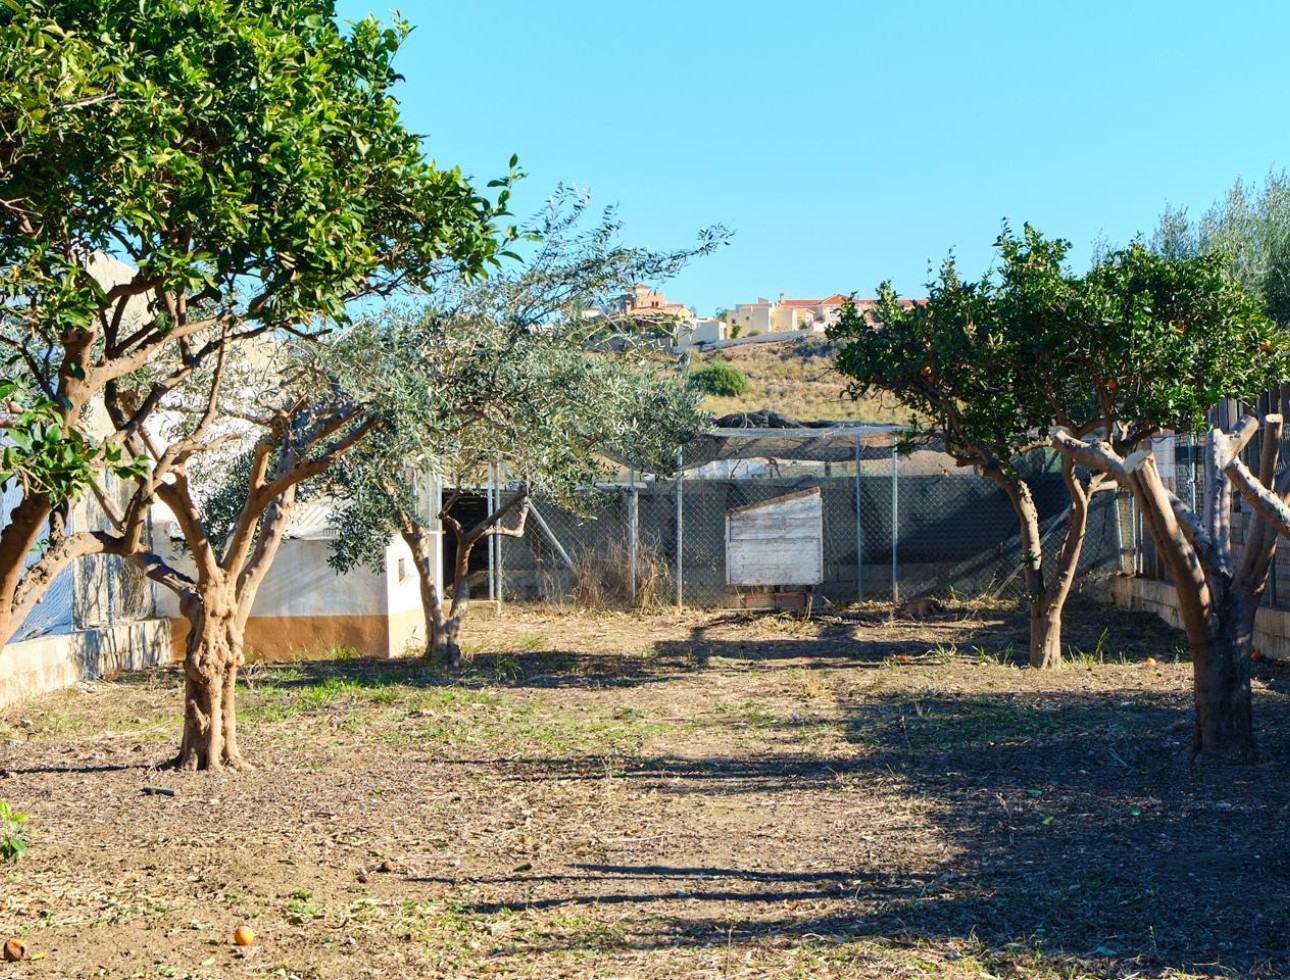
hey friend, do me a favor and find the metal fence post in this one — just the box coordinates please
[497,460,508,603]
[675,447,684,607]
[1189,431,1198,515]
[628,466,639,604]
[854,434,863,602]
[1129,495,1140,576]
[486,463,496,602]
[891,442,900,603]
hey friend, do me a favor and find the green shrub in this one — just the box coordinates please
[0,801,28,863]
[689,362,751,397]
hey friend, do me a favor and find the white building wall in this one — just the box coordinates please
[254,539,389,617]
[678,318,725,347]
[730,302,773,335]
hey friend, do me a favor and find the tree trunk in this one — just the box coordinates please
[174,591,250,771]
[1127,459,1256,760]
[984,467,1057,667]
[1052,426,1266,761]
[402,529,446,661]
[1191,590,1256,761]
[1029,600,1064,670]
[1029,460,1098,669]
[443,549,473,668]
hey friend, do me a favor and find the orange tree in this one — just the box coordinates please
[1036,238,1289,761]
[831,231,1113,668]
[835,223,1290,761]
[0,0,514,767]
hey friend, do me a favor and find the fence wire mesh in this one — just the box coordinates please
[5,482,75,641]
[488,427,1125,609]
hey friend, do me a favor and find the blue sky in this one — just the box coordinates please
[337,1,1290,316]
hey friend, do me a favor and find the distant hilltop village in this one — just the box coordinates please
[608,284,923,350]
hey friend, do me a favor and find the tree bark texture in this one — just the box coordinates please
[175,591,250,771]
[403,528,447,661]
[151,481,303,771]
[1190,590,1256,762]
[442,546,473,668]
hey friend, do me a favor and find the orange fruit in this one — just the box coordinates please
[233,926,254,947]
[3,938,25,962]
[1144,657,1157,666]
[1251,650,1262,662]
[1106,379,1119,391]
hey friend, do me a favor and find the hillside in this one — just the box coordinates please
[691,338,911,424]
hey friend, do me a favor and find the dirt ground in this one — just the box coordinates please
[1,601,1289,979]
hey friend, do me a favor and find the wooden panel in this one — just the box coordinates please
[726,489,823,586]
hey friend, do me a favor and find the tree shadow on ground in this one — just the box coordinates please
[420,683,1290,977]
[94,605,1289,974]
[0,761,153,776]
[227,604,1187,697]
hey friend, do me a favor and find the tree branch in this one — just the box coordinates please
[235,487,297,628]
[1048,430,1129,481]
[1204,430,1235,579]
[1226,453,1290,540]
[463,486,530,547]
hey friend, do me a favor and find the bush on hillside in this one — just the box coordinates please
[689,362,751,397]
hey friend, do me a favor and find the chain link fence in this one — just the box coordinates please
[486,426,1126,609]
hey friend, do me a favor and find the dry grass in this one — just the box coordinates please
[570,538,673,610]
[694,339,913,423]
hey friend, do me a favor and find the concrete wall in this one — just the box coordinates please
[384,532,432,658]
[678,318,725,347]
[157,533,433,661]
[250,539,387,617]
[1105,575,1290,661]
[701,329,812,351]
[0,620,174,710]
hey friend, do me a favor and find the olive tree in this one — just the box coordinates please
[342,324,700,666]
[327,193,721,663]
[1153,173,1290,330]
[110,327,413,770]
[0,0,512,648]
